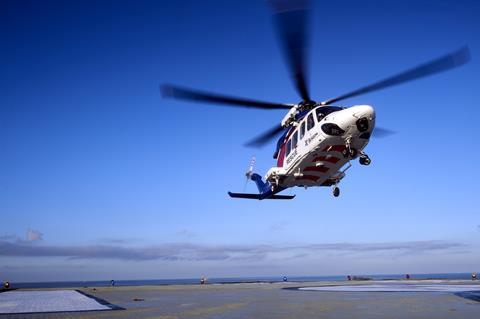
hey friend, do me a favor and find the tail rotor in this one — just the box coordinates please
[243,156,256,192]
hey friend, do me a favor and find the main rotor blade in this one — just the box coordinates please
[161,85,292,110]
[244,125,285,148]
[372,127,396,138]
[322,47,470,105]
[270,0,311,102]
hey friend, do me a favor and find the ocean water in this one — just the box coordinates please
[8,273,476,289]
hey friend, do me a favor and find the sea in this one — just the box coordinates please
[8,273,476,289]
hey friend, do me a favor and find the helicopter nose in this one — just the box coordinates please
[352,104,375,119]
[350,105,375,134]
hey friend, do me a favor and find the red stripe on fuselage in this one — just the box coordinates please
[295,175,320,182]
[277,144,286,167]
[304,166,329,173]
[312,156,340,164]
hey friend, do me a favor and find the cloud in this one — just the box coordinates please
[0,238,467,262]
[98,238,131,244]
[26,229,43,242]
[0,229,43,244]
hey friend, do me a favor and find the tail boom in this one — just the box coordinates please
[228,173,294,200]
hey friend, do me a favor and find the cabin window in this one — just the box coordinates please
[286,139,292,156]
[300,122,305,139]
[307,113,315,130]
[292,131,298,148]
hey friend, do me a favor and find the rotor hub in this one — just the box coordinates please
[298,100,317,110]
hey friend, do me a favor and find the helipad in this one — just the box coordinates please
[0,290,116,314]
[299,284,480,292]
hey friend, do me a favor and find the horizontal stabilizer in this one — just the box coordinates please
[228,192,295,200]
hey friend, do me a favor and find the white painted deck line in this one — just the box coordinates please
[0,290,111,314]
[299,284,480,292]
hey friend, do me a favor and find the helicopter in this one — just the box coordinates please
[161,1,470,200]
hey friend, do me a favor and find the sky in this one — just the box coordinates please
[1,0,479,282]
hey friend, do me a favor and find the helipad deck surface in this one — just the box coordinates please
[1,281,479,318]
[0,290,112,314]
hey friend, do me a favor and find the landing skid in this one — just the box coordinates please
[228,192,295,200]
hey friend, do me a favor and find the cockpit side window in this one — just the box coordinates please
[286,139,292,156]
[307,113,315,131]
[300,121,305,139]
[292,131,298,148]
[316,108,326,122]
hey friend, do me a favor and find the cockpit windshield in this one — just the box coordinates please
[316,106,343,122]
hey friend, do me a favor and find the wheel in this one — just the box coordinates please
[342,148,349,158]
[333,186,340,197]
[359,156,371,166]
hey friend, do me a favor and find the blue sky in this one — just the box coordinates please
[1,0,479,282]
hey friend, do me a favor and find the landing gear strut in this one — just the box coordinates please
[270,176,280,192]
[343,137,357,158]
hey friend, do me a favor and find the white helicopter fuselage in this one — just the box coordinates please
[266,104,375,189]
